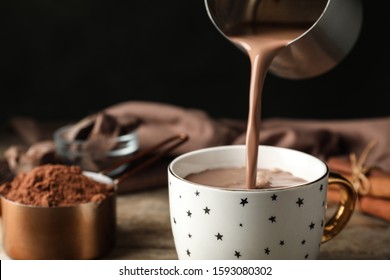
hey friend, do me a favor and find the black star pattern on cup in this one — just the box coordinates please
[296,197,304,207]
[319,184,324,192]
[269,216,276,223]
[174,187,326,259]
[240,198,248,207]
[322,201,326,207]
[234,251,241,259]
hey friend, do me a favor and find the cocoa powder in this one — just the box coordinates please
[0,164,114,207]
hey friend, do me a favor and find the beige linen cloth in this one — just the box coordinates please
[105,102,390,171]
[3,101,390,221]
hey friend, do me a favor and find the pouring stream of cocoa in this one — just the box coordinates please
[226,24,311,189]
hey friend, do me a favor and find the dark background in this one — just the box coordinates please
[0,0,389,126]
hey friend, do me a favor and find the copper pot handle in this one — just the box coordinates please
[322,172,357,243]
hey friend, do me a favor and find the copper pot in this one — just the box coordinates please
[1,172,116,260]
[205,0,363,79]
[0,134,188,259]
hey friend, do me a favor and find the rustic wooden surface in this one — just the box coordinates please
[0,129,389,260]
[1,186,390,260]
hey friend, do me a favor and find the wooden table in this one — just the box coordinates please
[2,186,390,260]
[0,129,390,260]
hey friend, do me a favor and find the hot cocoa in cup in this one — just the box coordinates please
[168,145,356,260]
[185,167,307,189]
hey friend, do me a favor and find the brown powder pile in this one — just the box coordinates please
[0,164,115,207]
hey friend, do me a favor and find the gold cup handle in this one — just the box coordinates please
[322,172,358,243]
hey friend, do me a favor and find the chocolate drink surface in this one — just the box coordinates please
[185,167,307,189]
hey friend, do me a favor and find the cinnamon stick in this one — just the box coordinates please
[359,196,390,222]
[327,157,390,199]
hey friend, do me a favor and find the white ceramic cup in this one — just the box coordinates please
[168,145,356,260]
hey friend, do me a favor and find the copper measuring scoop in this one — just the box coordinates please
[0,133,189,260]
